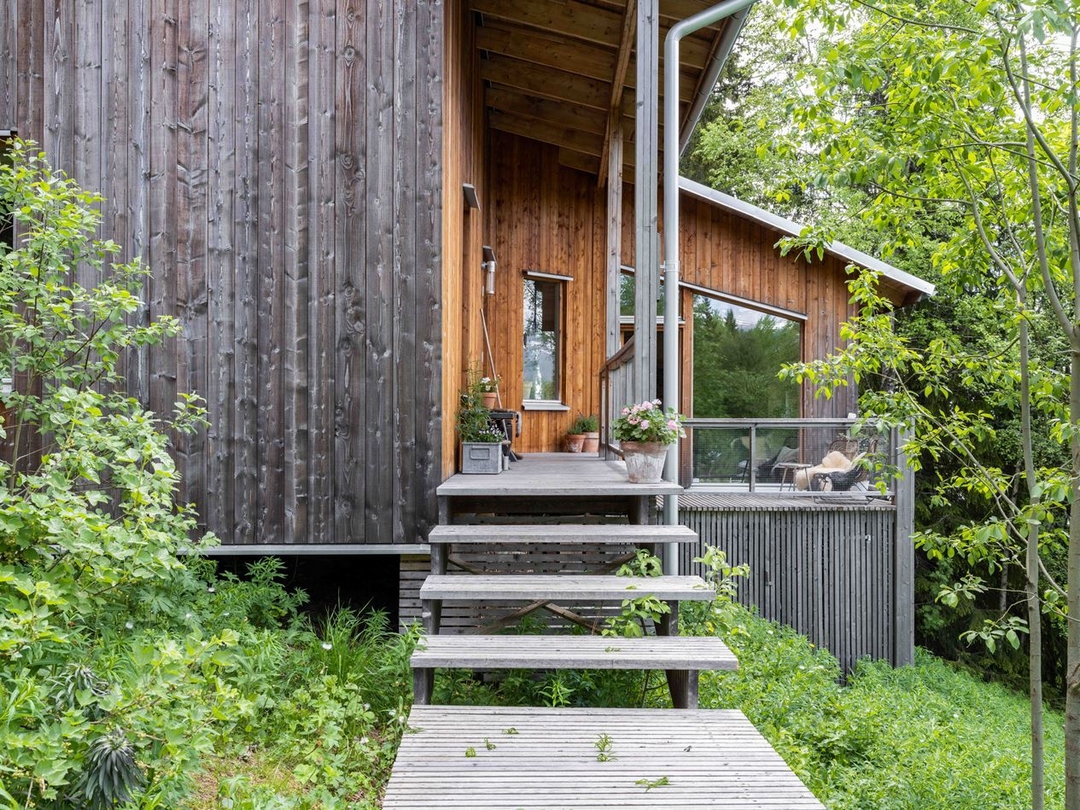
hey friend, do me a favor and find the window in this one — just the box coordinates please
[0,131,14,253]
[692,295,802,419]
[522,274,566,405]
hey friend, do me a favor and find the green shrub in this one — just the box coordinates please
[0,142,248,808]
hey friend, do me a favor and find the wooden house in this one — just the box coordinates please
[1,0,932,670]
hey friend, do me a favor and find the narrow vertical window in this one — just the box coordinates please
[0,131,14,253]
[522,275,564,403]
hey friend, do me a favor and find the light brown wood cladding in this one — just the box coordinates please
[443,0,488,477]
[486,133,858,455]
[4,0,445,546]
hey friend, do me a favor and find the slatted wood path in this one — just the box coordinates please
[383,706,824,809]
[387,455,823,809]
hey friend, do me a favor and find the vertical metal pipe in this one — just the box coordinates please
[662,0,759,575]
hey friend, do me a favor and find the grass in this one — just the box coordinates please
[183,589,1062,808]
[697,603,1065,809]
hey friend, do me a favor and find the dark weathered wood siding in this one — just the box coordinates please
[2,0,444,546]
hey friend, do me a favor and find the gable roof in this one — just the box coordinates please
[679,177,936,303]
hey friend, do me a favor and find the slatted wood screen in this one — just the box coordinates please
[678,502,898,673]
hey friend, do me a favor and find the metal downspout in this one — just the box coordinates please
[662,0,758,575]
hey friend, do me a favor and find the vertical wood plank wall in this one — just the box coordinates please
[3,0,444,546]
[678,503,900,673]
[442,0,487,477]
[484,132,860,455]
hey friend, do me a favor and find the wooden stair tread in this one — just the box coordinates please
[427,523,698,544]
[383,706,825,809]
[420,574,713,602]
[412,634,738,670]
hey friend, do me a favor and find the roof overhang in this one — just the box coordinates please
[473,1,751,181]
[679,176,936,304]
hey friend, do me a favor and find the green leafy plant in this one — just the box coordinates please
[569,413,599,435]
[0,141,249,808]
[594,733,616,762]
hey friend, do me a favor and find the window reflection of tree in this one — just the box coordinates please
[523,278,560,401]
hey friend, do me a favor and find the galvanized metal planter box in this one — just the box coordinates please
[461,442,503,474]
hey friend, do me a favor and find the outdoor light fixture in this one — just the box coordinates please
[482,246,496,295]
[463,183,481,210]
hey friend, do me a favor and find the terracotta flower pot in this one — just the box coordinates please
[481,392,498,409]
[621,440,668,483]
[565,433,585,452]
[581,431,600,453]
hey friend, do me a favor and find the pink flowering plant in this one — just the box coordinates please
[612,400,686,445]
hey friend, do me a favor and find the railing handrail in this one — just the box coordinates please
[683,417,895,498]
[684,417,861,428]
[598,336,636,458]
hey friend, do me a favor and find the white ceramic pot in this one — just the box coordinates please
[621,440,668,483]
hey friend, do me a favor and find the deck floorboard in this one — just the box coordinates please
[383,706,824,809]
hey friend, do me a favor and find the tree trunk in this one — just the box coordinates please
[1067,345,1080,810]
[1019,311,1044,810]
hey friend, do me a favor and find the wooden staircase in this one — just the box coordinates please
[383,455,824,809]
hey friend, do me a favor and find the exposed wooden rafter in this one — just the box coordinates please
[471,0,735,182]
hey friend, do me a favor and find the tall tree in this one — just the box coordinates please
[766,1,1079,806]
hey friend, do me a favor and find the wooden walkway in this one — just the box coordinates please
[385,452,824,808]
[383,706,824,809]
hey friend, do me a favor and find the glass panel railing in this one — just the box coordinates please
[682,418,895,498]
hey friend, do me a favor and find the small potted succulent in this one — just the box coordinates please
[612,400,686,482]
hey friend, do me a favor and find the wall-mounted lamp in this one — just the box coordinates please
[463,183,481,210]
[482,246,496,296]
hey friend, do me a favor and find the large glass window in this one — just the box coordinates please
[692,295,801,418]
[523,277,563,402]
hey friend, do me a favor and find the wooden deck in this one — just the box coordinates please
[436,453,683,499]
[384,705,824,809]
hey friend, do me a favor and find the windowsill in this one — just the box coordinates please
[522,400,571,412]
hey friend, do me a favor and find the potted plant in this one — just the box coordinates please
[467,364,500,409]
[612,400,686,483]
[566,413,598,453]
[565,415,586,453]
[475,374,500,409]
[577,413,600,453]
[456,391,505,474]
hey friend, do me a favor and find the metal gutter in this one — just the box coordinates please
[661,0,758,575]
[677,6,755,155]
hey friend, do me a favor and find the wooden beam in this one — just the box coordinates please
[481,54,609,110]
[485,87,609,135]
[558,146,636,177]
[598,0,636,189]
[606,127,624,356]
[471,0,624,49]
[634,0,660,400]
[489,109,605,156]
[476,20,616,82]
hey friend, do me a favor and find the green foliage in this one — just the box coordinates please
[0,141,253,808]
[568,413,599,435]
[700,604,1065,807]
